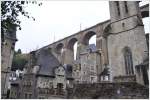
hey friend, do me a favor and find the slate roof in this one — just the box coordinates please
[36,49,60,77]
[34,49,73,80]
[87,44,97,52]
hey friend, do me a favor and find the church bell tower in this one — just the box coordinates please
[106,1,148,84]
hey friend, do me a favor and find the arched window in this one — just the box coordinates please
[115,1,120,16]
[123,47,134,75]
[124,1,128,13]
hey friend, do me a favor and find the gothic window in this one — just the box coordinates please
[124,1,128,13]
[115,1,120,16]
[123,47,134,75]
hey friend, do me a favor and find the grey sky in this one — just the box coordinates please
[15,1,149,53]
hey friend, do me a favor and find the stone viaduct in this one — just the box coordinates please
[2,1,149,99]
[36,4,149,68]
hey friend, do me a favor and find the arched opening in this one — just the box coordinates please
[74,42,78,60]
[82,31,96,45]
[82,31,96,52]
[55,43,64,64]
[67,38,78,61]
[55,43,64,54]
[89,35,96,45]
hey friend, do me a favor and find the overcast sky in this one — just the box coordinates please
[15,1,150,53]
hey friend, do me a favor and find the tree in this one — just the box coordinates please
[12,50,28,71]
[1,1,42,43]
[17,49,22,54]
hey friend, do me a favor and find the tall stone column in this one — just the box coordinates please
[63,47,74,65]
[76,42,81,61]
[96,35,109,82]
[96,36,102,82]
[76,42,87,61]
[96,36,109,67]
[1,28,17,98]
[101,36,109,65]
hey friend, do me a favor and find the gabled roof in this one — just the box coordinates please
[36,49,60,77]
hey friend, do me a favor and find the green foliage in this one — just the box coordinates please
[1,1,42,70]
[1,1,42,42]
[12,49,28,71]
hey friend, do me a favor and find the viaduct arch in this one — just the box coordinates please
[36,4,149,69]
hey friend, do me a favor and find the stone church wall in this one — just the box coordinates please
[107,26,148,83]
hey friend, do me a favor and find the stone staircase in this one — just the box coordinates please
[67,82,149,99]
